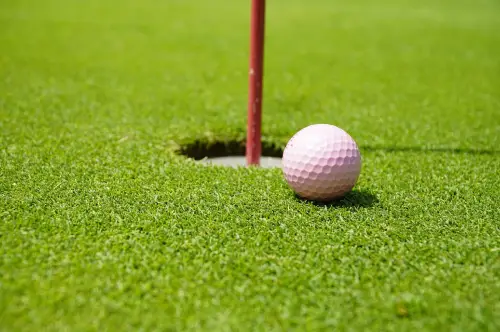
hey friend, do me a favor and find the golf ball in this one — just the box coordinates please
[282,124,362,201]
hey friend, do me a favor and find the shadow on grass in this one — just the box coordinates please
[294,189,379,209]
[361,146,499,155]
[176,139,499,161]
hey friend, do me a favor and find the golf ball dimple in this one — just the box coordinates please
[282,124,362,201]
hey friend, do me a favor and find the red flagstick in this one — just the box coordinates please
[246,0,266,166]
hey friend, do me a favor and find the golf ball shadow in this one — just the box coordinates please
[293,189,379,208]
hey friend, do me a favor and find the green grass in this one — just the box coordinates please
[1,0,499,330]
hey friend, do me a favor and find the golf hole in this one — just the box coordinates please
[177,140,283,168]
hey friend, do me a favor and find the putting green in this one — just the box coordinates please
[1,0,499,330]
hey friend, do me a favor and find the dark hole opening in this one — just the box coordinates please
[176,140,284,160]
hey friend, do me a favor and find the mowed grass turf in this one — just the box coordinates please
[1,0,499,330]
